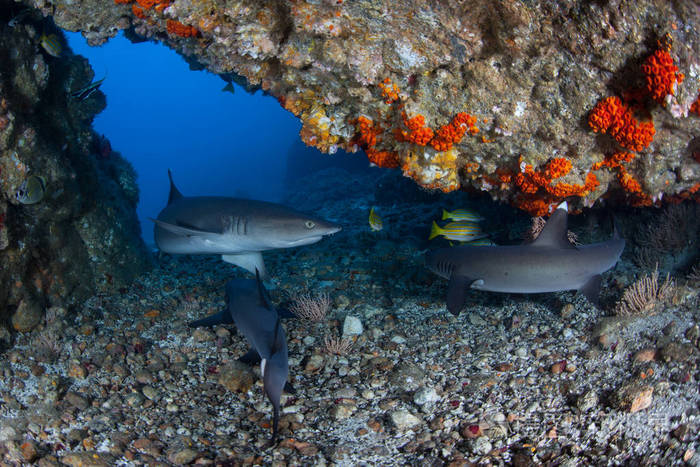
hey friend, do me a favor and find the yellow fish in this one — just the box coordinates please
[40,34,62,58]
[16,175,47,205]
[429,220,486,242]
[369,207,383,231]
[442,208,484,222]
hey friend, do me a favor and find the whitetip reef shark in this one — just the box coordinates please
[425,201,625,315]
[151,170,341,278]
[189,270,292,444]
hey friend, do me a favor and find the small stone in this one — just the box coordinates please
[672,424,689,441]
[468,313,487,326]
[660,342,695,363]
[390,410,421,431]
[304,354,324,372]
[683,448,695,462]
[576,391,598,412]
[390,335,407,344]
[330,403,356,420]
[218,361,255,393]
[11,298,43,332]
[192,328,214,342]
[61,452,113,467]
[413,387,439,406]
[342,315,363,337]
[124,392,144,407]
[68,363,87,379]
[633,348,656,362]
[550,360,567,374]
[470,436,492,456]
[64,391,89,410]
[613,383,653,413]
[560,303,575,319]
[389,363,425,392]
[20,440,38,462]
[142,386,158,401]
[168,448,198,465]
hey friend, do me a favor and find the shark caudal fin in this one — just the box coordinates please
[167,169,183,205]
[429,221,442,240]
[188,310,233,328]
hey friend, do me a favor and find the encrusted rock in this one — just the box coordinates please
[390,410,421,431]
[218,361,255,393]
[342,315,363,337]
[11,299,43,332]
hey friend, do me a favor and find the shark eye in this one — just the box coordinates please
[305,220,315,229]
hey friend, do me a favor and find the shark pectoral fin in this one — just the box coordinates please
[151,218,215,237]
[447,275,471,316]
[239,348,262,365]
[222,252,267,278]
[283,381,296,394]
[188,310,233,328]
[578,274,602,308]
[469,279,485,289]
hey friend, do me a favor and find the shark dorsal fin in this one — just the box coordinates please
[530,201,576,249]
[167,169,183,205]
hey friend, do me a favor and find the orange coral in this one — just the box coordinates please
[367,150,400,168]
[136,0,155,8]
[641,49,683,103]
[132,4,147,18]
[378,78,399,104]
[691,90,700,117]
[430,113,477,152]
[588,96,655,151]
[353,116,399,168]
[114,0,132,4]
[166,20,199,38]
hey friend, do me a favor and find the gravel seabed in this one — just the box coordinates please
[1,169,698,466]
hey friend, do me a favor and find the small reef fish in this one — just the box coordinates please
[222,82,235,94]
[429,220,487,242]
[442,208,484,222]
[368,206,383,231]
[39,34,62,58]
[70,76,106,101]
[16,175,46,205]
[8,9,30,28]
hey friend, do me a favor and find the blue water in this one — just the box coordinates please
[66,32,303,246]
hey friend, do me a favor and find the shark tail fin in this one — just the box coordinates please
[429,221,442,240]
[442,209,450,221]
[167,169,183,205]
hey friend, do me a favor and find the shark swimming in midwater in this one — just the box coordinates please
[151,170,341,278]
[189,270,292,443]
[425,201,625,315]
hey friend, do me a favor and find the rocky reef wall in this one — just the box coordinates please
[0,6,150,335]
[22,0,700,216]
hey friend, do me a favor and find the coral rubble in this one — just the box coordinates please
[15,0,700,214]
[0,7,150,331]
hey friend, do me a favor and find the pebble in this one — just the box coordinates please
[331,403,356,420]
[613,383,653,413]
[305,354,324,372]
[470,436,492,456]
[633,348,656,362]
[389,363,425,392]
[560,303,575,319]
[11,298,43,332]
[576,390,599,413]
[390,410,421,431]
[218,361,255,392]
[413,386,439,406]
[61,452,114,466]
[468,313,487,326]
[660,342,695,363]
[20,440,38,462]
[342,315,363,337]
[168,448,198,465]
[142,385,158,401]
[64,391,89,410]
[390,335,407,344]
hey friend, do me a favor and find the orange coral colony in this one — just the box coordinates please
[641,49,684,103]
[166,20,199,38]
[588,96,655,151]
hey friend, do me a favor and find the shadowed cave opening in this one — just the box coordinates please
[65,31,371,246]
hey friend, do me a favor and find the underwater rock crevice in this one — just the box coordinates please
[0,10,150,333]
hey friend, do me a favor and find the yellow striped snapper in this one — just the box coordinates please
[16,175,47,205]
[368,206,383,231]
[442,208,484,222]
[40,34,62,58]
[429,220,486,242]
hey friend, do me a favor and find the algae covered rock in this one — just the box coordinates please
[19,0,699,215]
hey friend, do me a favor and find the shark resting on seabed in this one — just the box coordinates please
[425,201,625,315]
